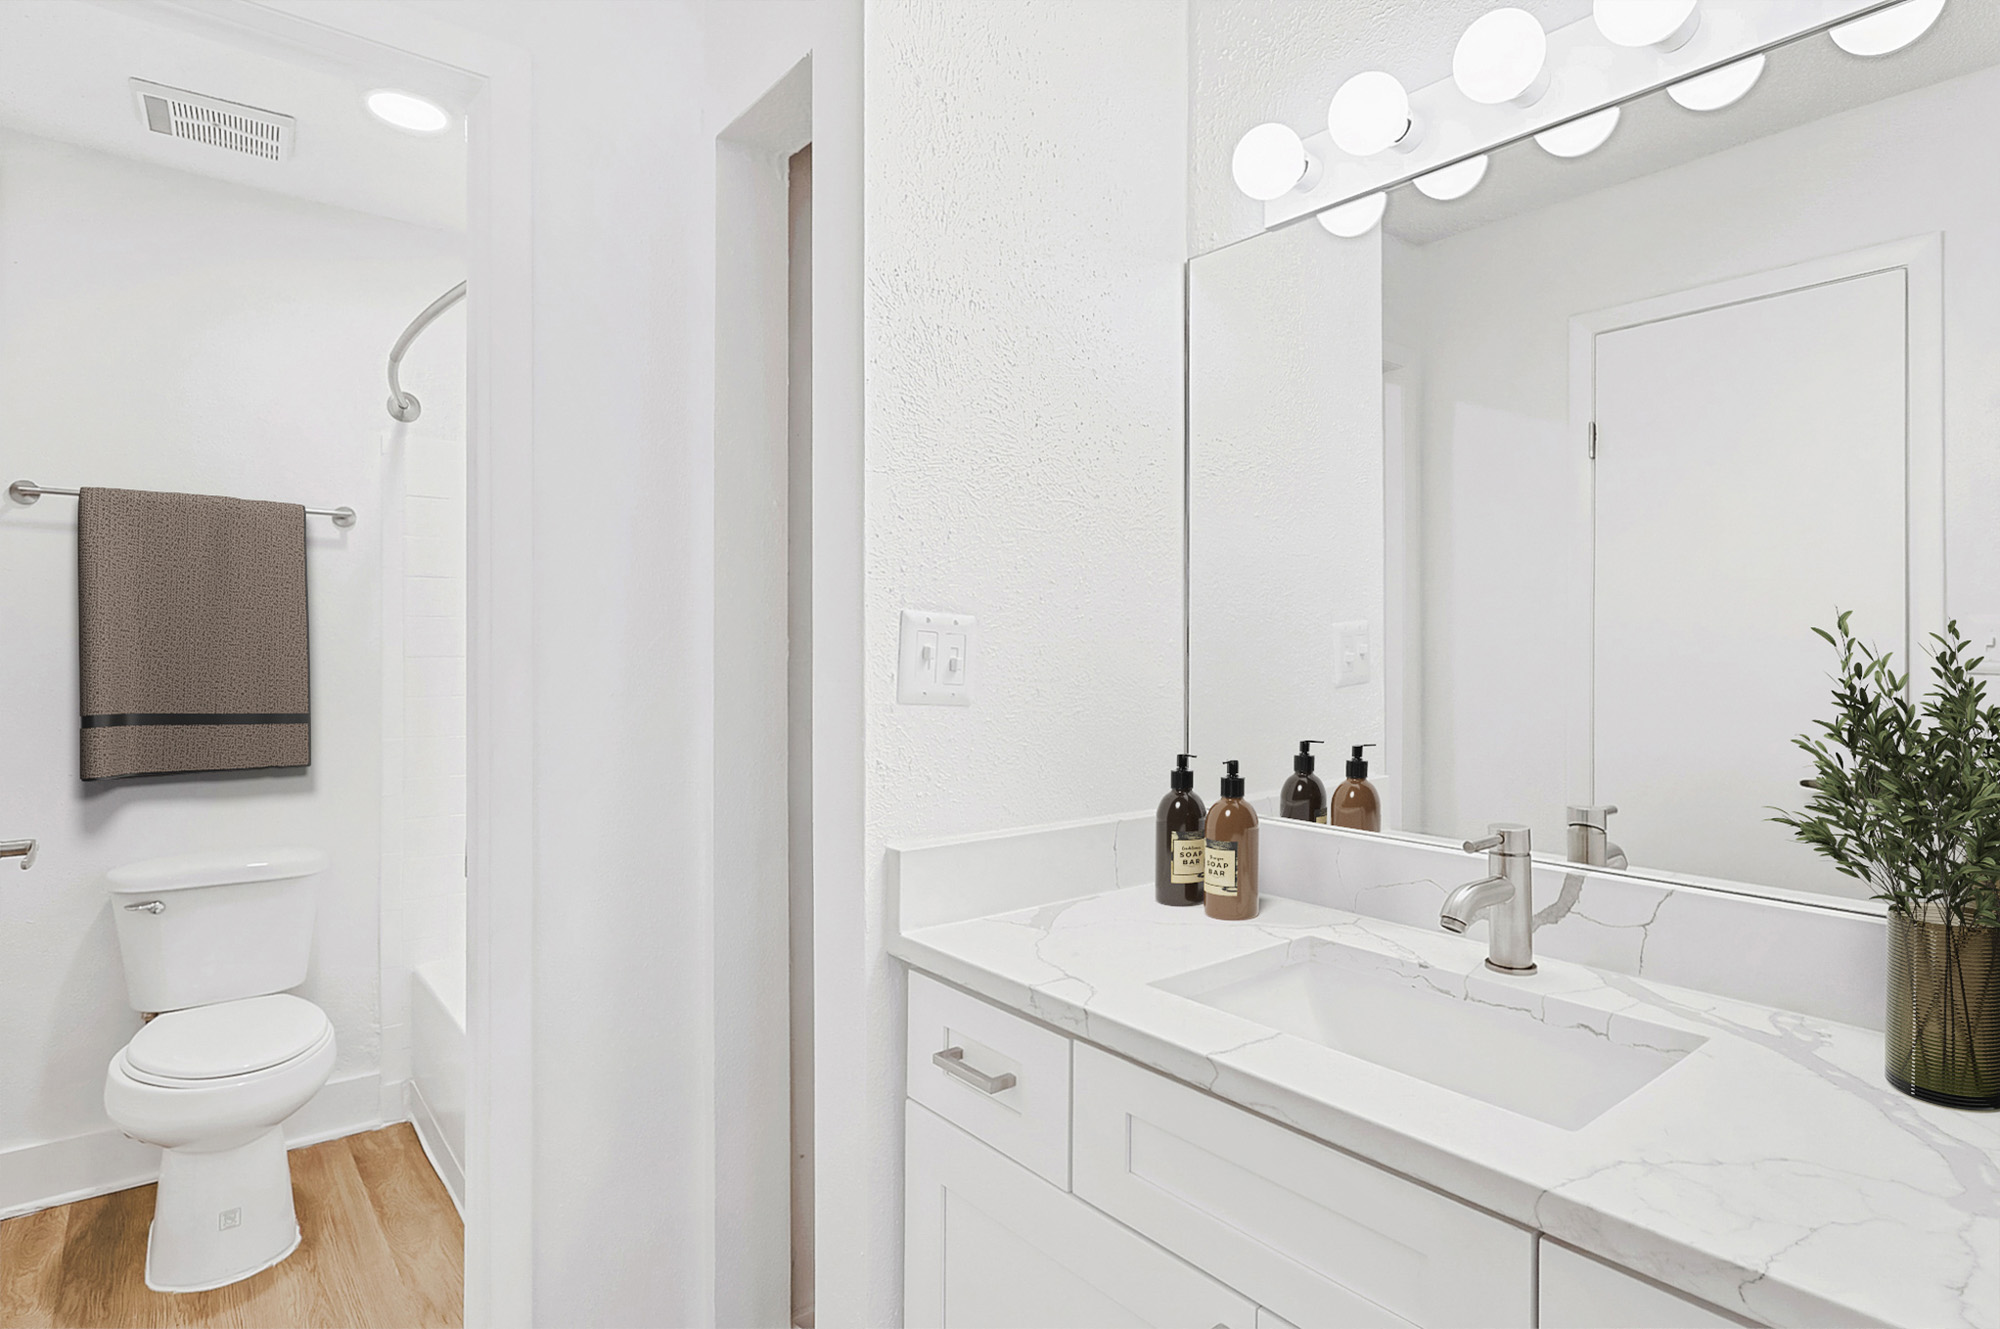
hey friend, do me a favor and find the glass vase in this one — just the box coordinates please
[1886,907,2000,1109]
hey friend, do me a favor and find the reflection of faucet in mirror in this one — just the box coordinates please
[1439,823,1535,975]
[1566,805,1628,870]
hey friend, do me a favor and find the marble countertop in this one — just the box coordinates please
[891,885,2000,1329]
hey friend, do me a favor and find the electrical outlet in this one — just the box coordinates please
[1334,621,1371,688]
[898,609,976,705]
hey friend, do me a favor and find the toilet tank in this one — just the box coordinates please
[108,848,328,1012]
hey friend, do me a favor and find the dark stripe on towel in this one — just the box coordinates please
[82,713,312,728]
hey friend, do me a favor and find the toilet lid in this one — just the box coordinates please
[126,994,330,1081]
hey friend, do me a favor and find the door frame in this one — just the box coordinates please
[162,3,538,1321]
[1563,234,1944,809]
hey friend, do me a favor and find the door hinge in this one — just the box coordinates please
[1588,421,1597,460]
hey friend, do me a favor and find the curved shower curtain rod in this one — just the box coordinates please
[386,280,467,423]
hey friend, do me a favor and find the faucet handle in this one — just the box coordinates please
[1463,823,1531,855]
[0,839,36,870]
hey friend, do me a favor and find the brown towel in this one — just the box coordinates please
[77,487,310,780]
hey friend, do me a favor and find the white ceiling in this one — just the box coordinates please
[0,0,466,233]
[1381,1,2000,245]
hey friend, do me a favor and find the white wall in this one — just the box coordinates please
[1188,220,1386,806]
[0,129,460,1205]
[864,2,1189,1321]
[1406,63,2000,874]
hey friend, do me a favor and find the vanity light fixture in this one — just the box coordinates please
[1592,0,1701,51]
[1667,52,1765,110]
[1453,9,1551,108]
[1535,105,1621,157]
[365,89,450,134]
[1316,191,1387,238]
[1231,122,1321,200]
[1329,71,1422,157]
[1413,155,1489,200]
[1830,0,1946,56]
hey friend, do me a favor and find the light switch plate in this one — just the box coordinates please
[1333,620,1371,689]
[898,609,976,705]
[1959,615,2000,676]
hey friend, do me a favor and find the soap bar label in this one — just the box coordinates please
[1204,840,1238,897]
[1171,832,1206,885]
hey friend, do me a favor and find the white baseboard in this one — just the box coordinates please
[405,1079,464,1217]
[0,1071,385,1220]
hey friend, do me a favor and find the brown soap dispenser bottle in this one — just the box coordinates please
[1330,743,1382,831]
[1156,754,1207,906]
[1279,740,1328,823]
[1204,760,1259,920]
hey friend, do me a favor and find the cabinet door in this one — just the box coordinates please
[907,1101,1256,1329]
[1072,1044,1535,1328]
[1540,1239,1752,1328]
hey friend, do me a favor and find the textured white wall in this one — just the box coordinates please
[864,1,1189,1320]
[0,129,460,1183]
[1190,0,1591,255]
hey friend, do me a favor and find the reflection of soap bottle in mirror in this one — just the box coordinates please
[1279,740,1328,823]
[1204,760,1259,920]
[1330,744,1381,831]
[1156,754,1208,907]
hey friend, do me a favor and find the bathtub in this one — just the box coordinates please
[410,954,466,1213]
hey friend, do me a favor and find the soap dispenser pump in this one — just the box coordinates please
[1155,754,1208,906]
[1330,743,1382,832]
[1279,740,1328,824]
[1204,760,1259,920]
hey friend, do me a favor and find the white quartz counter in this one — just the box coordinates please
[891,884,2000,1329]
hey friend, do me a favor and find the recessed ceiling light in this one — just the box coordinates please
[366,89,450,135]
[1830,0,1946,56]
[1535,105,1621,158]
[1413,155,1489,201]
[1316,192,1387,238]
[1667,54,1765,111]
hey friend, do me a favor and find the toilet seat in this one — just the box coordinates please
[124,995,332,1088]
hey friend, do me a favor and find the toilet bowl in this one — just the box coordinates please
[102,848,332,1293]
[105,994,336,1292]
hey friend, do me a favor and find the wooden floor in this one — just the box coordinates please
[0,1124,462,1329]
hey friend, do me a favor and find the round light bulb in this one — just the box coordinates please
[1592,0,1701,51]
[1453,9,1550,108]
[366,89,451,134]
[1535,105,1621,158]
[1413,155,1489,201]
[1329,71,1420,157]
[1667,53,1765,111]
[1316,192,1387,238]
[1231,122,1313,201]
[1830,0,1945,56]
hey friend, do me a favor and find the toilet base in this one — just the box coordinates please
[145,1127,301,1293]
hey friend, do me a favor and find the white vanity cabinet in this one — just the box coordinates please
[905,970,1750,1329]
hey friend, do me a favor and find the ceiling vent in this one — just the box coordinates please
[130,79,294,162]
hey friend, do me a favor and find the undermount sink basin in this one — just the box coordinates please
[1156,941,1704,1130]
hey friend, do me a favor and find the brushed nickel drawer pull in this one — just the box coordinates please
[933,1046,1016,1095]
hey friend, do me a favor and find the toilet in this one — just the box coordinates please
[102,848,335,1293]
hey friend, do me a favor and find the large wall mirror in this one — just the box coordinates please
[1188,4,1999,902]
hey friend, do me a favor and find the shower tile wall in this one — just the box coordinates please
[377,308,467,1111]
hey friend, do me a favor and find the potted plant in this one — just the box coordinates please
[1776,614,2000,1108]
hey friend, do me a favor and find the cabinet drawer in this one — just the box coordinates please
[907,971,1072,1187]
[1540,1239,1751,1328]
[1073,1044,1535,1328]
[907,1101,1256,1328]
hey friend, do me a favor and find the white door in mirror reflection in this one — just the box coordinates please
[1593,268,1906,898]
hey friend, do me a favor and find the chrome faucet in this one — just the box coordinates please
[1439,823,1535,974]
[0,839,36,870]
[1566,805,1627,870]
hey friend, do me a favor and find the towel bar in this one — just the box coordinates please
[7,481,356,529]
